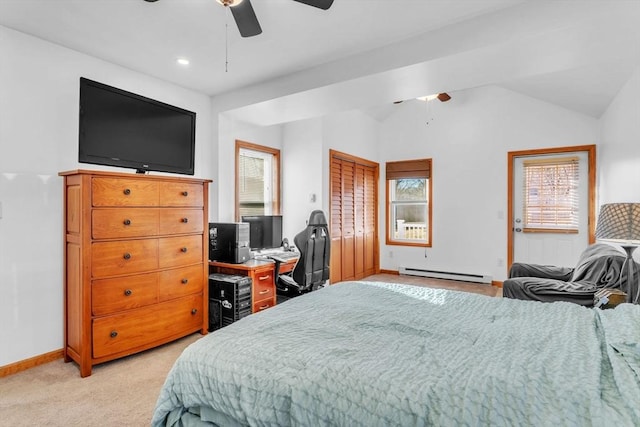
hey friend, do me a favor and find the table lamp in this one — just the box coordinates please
[595,203,640,304]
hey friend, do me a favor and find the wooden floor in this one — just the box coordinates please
[362,273,501,297]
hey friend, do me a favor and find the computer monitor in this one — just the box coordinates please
[241,215,283,251]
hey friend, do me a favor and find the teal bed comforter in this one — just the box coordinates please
[152,281,640,426]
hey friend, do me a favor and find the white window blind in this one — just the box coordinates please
[239,148,273,217]
[523,156,579,230]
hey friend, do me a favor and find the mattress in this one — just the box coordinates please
[152,280,640,426]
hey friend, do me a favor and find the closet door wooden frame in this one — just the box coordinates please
[329,150,379,283]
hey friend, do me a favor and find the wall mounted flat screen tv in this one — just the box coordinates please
[241,215,283,251]
[78,77,196,175]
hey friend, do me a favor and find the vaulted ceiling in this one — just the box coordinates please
[1,0,639,124]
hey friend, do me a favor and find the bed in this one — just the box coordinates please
[152,281,640,426]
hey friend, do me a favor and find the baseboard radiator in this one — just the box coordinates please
[399,267,492,284]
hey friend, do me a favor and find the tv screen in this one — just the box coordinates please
[78,77,196,175]
[241,215,283,250]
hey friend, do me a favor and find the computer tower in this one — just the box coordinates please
[209,222,251,263]
[208,273,252,331]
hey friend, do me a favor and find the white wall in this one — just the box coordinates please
[215,114,283,222]
[281,118,324,242]
[377,85,599,281]
[598,66,640,203]
[0,26,213,367]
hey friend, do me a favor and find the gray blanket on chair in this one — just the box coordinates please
[503,243,627,305]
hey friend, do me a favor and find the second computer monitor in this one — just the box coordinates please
[241,215,283,251]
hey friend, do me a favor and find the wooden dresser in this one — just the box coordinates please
[59,170,211,377]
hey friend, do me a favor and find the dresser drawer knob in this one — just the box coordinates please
[181,278,189,284]
[181,217,189,223]
[123,219,131,226]
[181,247,188,253]
[123,252,131,260]
[124,289,132,296]
[191,308,198,315]
[258,304,269,311]
[258,275,269,281]
[110,331,118,338]
[123,188,131,195]
[259,289,269,295]
[182,191,188,197]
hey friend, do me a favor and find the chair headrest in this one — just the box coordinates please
[308,210,328,227]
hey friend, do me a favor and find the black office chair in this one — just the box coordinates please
[275,210,330,298]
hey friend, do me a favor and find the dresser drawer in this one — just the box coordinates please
[158,265,204,301]
[159,209,204,235]
[92,178,159,207]
[92,294,203,359]
[92,272,158,316]
[159,235,203,268]
[92,239,158,278]
[92,208,159,239]
[159,182,203,207]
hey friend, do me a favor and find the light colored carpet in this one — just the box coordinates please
[0,276,500,426]
[0,333,201,426]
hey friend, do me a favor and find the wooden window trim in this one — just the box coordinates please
[235,140,281,221]
[385,159,432,248]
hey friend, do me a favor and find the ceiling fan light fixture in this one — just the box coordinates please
[216,0,244,7]
[417,94,439,102]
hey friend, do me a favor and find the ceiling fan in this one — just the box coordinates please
[144,0,334,38]
[394,93,452,104]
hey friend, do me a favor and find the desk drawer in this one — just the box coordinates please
[253,274,274,301]
[253,298,275,313]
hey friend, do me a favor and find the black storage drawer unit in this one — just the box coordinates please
[208,273,252,331]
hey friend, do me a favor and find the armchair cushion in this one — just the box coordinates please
[503,243,627,306]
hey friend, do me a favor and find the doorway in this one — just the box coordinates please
[507,145,596,270]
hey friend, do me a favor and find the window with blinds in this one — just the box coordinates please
[523,156,579,232]
[386,159,432,246]
[235,141,280,220]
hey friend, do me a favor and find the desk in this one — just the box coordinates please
[209,256,298,313]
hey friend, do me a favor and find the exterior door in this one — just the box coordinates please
[508,145,596,270]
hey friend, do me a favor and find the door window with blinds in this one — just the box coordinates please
[522,156,579,232]
[386,158,432,247]
[235,140,280,219]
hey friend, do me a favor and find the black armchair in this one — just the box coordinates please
[503,243,628,306]
[276,210,330,297]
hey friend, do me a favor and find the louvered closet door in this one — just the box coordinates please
[330,156,343,283]
[329,151,378,284]
[363,165,376,277]
[341,160,356,281]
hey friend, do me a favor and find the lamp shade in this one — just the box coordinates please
[595,203,640,244]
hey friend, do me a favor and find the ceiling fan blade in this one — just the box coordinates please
[230,0,262,38]
[292,0,334,10]
[437,93,451,102]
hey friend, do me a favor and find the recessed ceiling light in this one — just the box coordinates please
[176,58,190,66]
